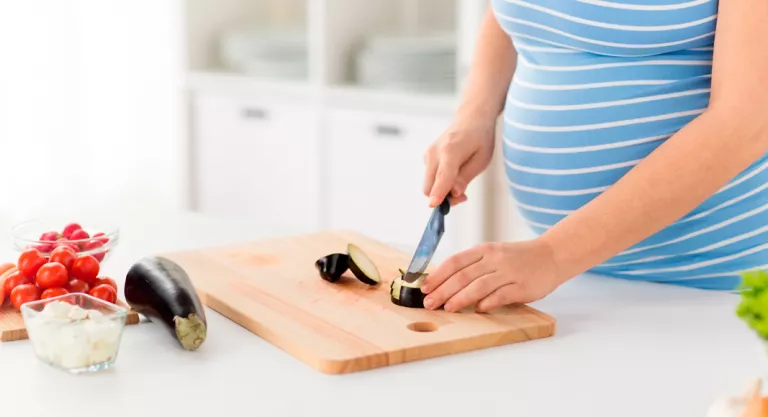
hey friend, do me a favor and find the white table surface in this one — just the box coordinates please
[0,210,763,417]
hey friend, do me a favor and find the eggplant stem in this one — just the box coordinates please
[174,313,207,351]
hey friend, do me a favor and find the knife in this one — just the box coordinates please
[403,196,451,284]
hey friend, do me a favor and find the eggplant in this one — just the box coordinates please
[315,253,349,283]
[124,256,207,351]
[346,243,381,285]
[390,269,428,308]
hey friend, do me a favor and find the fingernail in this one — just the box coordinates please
[420,284,430,293]
[423,298,434,310]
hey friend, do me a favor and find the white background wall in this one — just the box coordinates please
[0,0,184,224]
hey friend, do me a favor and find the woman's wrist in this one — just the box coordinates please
[533,234,580,286]
[454,100,501,131]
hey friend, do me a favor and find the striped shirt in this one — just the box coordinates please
[491,0,768,291]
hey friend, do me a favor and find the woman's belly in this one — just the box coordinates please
[502,45,768,290]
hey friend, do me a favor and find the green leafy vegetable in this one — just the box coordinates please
[736,269,768,340]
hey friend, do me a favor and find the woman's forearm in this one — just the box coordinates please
[539,108,768,279]
[455,8,516,126]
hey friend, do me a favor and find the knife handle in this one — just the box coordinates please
[439,196,451,216]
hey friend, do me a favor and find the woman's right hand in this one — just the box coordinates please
[423,117,496,207]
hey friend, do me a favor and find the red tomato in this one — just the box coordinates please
[35,262,69,289]
[41,287,69,300]
[17,248,47,279]
[71,255,99,284]
[29,243,53,254]
[53,238,80,253]
[66,279,90,294]
[49,246,77,273]
[92,232,109,245]
[93,277,118,292]
[61,223,82,239]
[89,284,116,304]
[81,240,105,262]
[0,263,15,277]
[3,271,32,296]
[69,229,90,241]
[0,285,4,306]
[11,284,40,310]
[39,231,60,242]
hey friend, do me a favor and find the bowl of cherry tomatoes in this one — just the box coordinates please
[10,218,119,263]
[0,219,121,311]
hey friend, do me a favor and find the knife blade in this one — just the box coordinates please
[403,196,451,283]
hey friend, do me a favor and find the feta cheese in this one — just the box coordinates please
[28,301,123,371]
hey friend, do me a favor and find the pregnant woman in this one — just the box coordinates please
[419,0,768,312]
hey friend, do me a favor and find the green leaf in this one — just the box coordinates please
[737,269,768,340]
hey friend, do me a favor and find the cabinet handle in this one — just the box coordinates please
[374,124,402,137]
[241,107,269,120]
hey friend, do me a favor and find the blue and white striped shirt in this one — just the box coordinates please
[491,0,768,291]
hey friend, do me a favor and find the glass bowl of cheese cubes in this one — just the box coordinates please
[21,293,128,374]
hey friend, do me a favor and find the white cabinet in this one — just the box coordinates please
[191,91,321,233]
[325,107,462,251]
[182,0,495,251]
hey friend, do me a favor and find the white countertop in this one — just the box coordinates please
[0,210,763,417]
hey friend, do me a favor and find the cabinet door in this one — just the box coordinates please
[326,108,458,252]
[192,92,321,234]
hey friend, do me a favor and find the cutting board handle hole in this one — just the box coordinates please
[407,321,438,333]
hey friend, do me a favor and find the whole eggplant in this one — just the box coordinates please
[124,256,207,351]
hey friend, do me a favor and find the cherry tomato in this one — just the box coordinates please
[71,255,99,284]
[66,279,90,294]
[49,246,77,273]
[69,229,89,240]
[0,263,15,277]
[17,248,47,279]
[81,240,105,262]
[93,277,118,292]
[0,266,18,295]
[89,284,116,304]
[29,243,53,255]
[36,262,69,289]
[61,223,82,239]
[92,232,109,245]
[41,287,69,300]
[11,284,40,310]
[39,231,60,242]
[53,238,80,253]
[3,271,32,296]
[0,267,19,304]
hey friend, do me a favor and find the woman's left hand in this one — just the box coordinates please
[420,239,567,312]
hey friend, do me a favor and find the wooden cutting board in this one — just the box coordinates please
[0,301,140,342]
[161,230,556,374]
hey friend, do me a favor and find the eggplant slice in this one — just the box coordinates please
[124,256,207,351]
[347,243,381,285]
[390,270,427,308]
[315,253,349,283]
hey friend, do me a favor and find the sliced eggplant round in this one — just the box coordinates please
[347,243,381,285]
[124,256,207,351]
[390,270,428,309]
[315,253,349,283]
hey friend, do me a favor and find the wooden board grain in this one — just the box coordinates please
[161,230,556,374]
[0,300,140,342]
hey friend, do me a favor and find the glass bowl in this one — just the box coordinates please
[21,293,128,374]
[10,217,119,264]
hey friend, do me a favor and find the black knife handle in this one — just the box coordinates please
[439,196,451,216]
